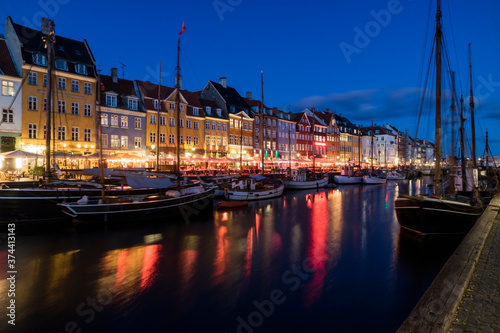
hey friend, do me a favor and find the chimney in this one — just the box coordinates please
[175,74,183,90]
[246,91,252,100]
[219,77,227,88]
[339,113,343,118]
[326,108,331,113]
[111,67,118,83]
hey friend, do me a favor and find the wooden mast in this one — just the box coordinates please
[239,113,243,173]
[175,31,181,177]
[260,71,264,175]
[156,62,161,171]
[97,67,105,200]
[469,43,477,168]
[434,0,443,196]
[459,95,467,190]
[371,120,374,173]
[288,125,291,176]
[42,18,55,184]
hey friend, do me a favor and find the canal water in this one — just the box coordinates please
[0,177,464,333]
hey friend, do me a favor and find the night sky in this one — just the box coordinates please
[3,0,500,156]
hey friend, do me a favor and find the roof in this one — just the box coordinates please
[100,75,138,110]
[135,80,203,110]
[0,40,19,77]
[209,80,250,112]
[199,98,227,119]
[10,18,95,77]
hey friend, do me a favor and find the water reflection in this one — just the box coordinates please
[1,177,460,333]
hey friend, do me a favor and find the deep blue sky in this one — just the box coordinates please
[3,0,500,156]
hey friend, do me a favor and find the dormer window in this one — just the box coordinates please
[153,100,158,110]
[230,106,235,113]
[33,53,47,66]
[216,109,222,117]
[193,107,199,116]
[75,64,87,75]
[205,106,211,115]
[106,94,117,107]
[55,59,68,71]
[128,98,138,110]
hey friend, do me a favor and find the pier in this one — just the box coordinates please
[398,193,500,332]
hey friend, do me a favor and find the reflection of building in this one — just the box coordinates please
[5,17,98,156]
[0,37,22,152]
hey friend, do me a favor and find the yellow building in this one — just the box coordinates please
[5,18,97,162]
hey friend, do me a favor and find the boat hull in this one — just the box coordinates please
[285,177,329,190]
[395,195,484,235]
[58,188,214,222]
[362,176,387,184]
[333,176,363,184]
[224,184,285,201]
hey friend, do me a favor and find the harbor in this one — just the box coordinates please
[0,177,475,333]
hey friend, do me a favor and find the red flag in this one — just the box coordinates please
[179,22,186,35]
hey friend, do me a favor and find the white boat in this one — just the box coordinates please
[387,170,406,180]
[223,175,284,201]
[285,169,329,189]
[363,175,387,184]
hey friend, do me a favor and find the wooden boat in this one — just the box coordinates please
[395,0,484,236]
[217,200,249,209]
[58,186,214,222]
[363,175,387,185]
[223,176,284,201]
[285,169,329,189]
[333,175,363,184]
[387,170,406,180]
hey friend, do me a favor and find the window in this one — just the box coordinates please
[230,119,234,128]
[71,127,79,141]
[216,109,222,117]
[169,117,175,127]
[150,132,156,143]
[121,116,128,128]
[186,136,191,145]
[135,117,141,129]
[101,114,108,126]
[71,102,79,115]
[84,82,92,94]
[106,95,117,107]
[121,136,128,148]
[33,54,46,66]
[134,137,141,148]
[160,133,166,143]
[128,99,137,110]
[186,120,192,129]
[75,64,87,75]
[43,75,47,87]
[160,116,166,126]
[111,115,118,126]
[84,104,91,117]
[153,100,158,110]
[194,137,199,146]
[194,121,199,130]
[211,121,216,130]
[205,106,211,114]
[223,137,227,146]
[169,103,175,110]
[255,116,259,125]
[249,137,252,145]
[28,96,38,110]
[244,137,248,145]
[211,137,216,146]
[58,77,66,90]
[205,120,210,130]
[249,123,252,131]
[71,80,79,92]
[217,122,222,131]
[192,108,199,116]
[217,137,222,146]
[205,136,210,145]
[111,135,119,148]
[84,129,91,142]
[229,135,233,145]
[223,123,227,131]
[180,105,184,112]
[272,120,276,127]
[180,119,184,128]
[169,134,175,144]
[102,134,108,147]
[267,119,271,126]
[28,123,37,139]
[234,136,239,145]
[58,126,66,141]
[55,59,68,71]
[244,122,247,130]
[58,100,66,113]
[28,72,37,85]
[2,109,13,123]
[180,136,184,144]
[150,115,156,125]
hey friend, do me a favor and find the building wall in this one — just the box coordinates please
[0,74,22,152]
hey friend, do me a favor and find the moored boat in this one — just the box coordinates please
[223,175,284,201]
[285,169,329,189]
[363,175,387,185]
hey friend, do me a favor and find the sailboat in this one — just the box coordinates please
[57,22,214,222]
[220,71,284,201]
[394,0,484,236]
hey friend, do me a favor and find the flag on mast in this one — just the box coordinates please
[179,22,186,35]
